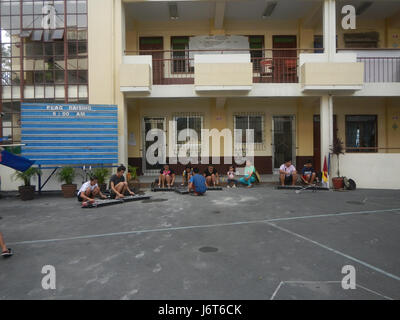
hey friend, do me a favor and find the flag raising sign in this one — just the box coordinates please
[20,103,118,165]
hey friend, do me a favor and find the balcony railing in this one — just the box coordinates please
[125,49,316,85]
[338,49,400,83]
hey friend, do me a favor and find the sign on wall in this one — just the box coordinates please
[21,103,118,165]
[188,35,250,64]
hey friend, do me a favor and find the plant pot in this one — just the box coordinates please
[18,185,35,201]
[61,184,77,198]
[332,177,344,190]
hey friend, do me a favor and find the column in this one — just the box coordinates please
[320,95,334,171]
[323,0,337,61]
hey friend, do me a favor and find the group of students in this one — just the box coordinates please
[77,164,135,204]
[157,160,259,196]
[279,159,317,186]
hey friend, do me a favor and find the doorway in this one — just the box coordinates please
[272,116,296,170]
[142,117,166,173]
[139,37,164,85]
[272,35,297,83]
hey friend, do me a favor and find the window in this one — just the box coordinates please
[171,36,192,73]
[249,36,264,73]
[343,32,379,49]
[234,115,263,144]
[345,115,377,152]
[175,115,203,144]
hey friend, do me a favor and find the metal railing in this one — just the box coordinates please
[338,48,400,83]
[125,48,316,85]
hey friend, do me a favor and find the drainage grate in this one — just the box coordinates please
[199,246,218,253]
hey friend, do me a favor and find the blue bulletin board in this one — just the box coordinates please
[21,103,118,165]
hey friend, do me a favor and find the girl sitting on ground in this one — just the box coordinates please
[226,166,238,188]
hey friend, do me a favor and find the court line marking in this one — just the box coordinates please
[270,281,393,300]
[8,207,400,246]
[266,222,400,282]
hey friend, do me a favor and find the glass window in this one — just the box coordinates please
[175,116,203,144]
[234,115,263,144]
[346,115,377,152]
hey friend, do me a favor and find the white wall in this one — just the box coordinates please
[331,153,400,190]
[0,166,92,192]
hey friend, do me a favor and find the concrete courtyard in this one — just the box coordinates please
[0,185,399,300]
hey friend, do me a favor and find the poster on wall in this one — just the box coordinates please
[188,35,250,65]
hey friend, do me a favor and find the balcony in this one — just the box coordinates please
[122,49,317,89]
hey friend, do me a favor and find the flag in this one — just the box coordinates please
[322,155,329,186]
[0,149,35,172]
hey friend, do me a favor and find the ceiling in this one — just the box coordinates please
[125,0,400,22]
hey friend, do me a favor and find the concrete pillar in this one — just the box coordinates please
[323,0,336,61]
[320,95,334,171]
[115,0,128,167]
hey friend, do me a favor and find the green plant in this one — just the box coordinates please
[58,166,76,185]
[128,165,138,180]
[330,137,345,177]
[92,167,110,185]
[12,167,42,187]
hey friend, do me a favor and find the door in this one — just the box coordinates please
[272,35,297,83]
[139,37,164,85]
[143,117,166,173]
[272,116,296,170]
[313,115,337,172]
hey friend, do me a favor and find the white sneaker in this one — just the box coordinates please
[233,185,237,188]
[227,185,231,188]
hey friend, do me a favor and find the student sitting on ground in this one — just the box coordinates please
[77,175,107,202]
[279,159,298,186]
[158,164,176,188]
[301,160,316,185]
[181,165,193,186]
[188,167,207,196]
[109,164,135,199]
[226,165,238,188]
[239,160,256,188]
[204,165,219,187]
[0,231,13,258]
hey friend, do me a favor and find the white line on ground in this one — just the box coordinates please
[269,281,393,300]
[8,207,400,246]
[266,222,400,282]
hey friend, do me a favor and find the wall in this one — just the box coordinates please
[127,97,318,173]
[331,153,400,189]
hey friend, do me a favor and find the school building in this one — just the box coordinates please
[1,0,400,190]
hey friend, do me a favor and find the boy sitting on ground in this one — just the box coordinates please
[204,165,219,187]
[158,164,176,188]
[181,165,193,186]
[188,167,207,196]
[301,160,316,185]
[77,175,107,203]
[279,159,298,186]
[109,164,135,199]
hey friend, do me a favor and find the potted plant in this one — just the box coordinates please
[330,137,346,190]
[12,167,41,201]
[128,165,140,192]
[92,167,110,192]
[58,166,77,198]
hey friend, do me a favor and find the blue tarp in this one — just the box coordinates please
[0,149,35,172]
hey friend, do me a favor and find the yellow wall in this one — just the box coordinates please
[127,97,319,160]
[127,97,399,162]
